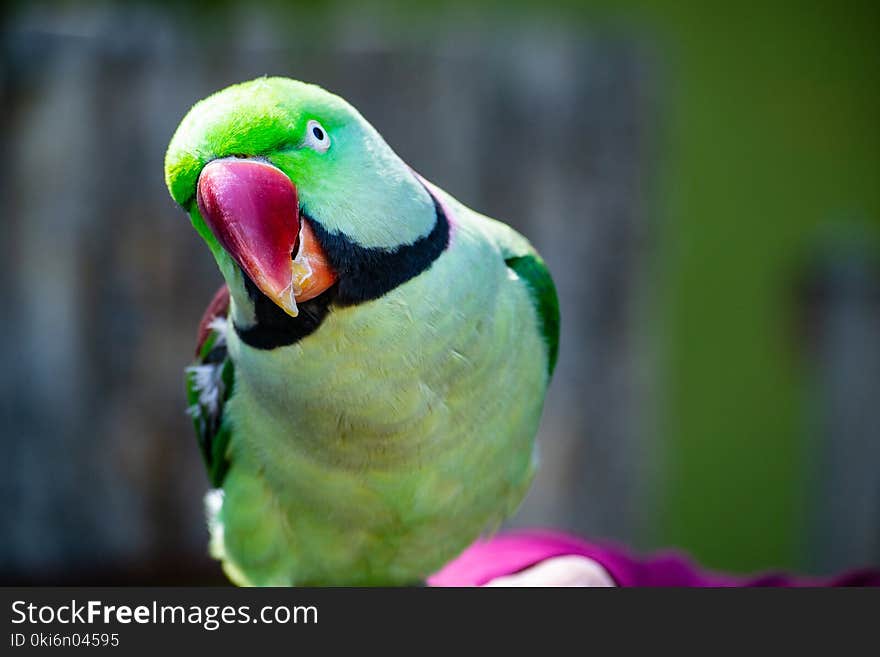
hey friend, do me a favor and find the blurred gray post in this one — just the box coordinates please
[804,228,880,573]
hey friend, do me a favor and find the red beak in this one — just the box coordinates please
[196,158,335,316]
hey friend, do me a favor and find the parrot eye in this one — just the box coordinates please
[304,120,330,153]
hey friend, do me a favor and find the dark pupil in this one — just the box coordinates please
[312,125,325,141]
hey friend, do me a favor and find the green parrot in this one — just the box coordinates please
[164,77,559,586]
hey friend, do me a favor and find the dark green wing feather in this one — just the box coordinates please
[186,288,235,487]
[505,254,560,375]
[475,211,561,376]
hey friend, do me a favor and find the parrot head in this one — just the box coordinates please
[165,77,442,340]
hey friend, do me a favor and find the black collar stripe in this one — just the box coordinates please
[236,184,450,350]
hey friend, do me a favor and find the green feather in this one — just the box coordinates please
[187,330,235,488]
[505,255,560,375]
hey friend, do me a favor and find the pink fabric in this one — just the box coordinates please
[427,529,880,587]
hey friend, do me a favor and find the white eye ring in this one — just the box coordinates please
[303,119,330,153]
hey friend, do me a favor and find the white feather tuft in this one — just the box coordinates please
[204,489,226,561]
[186,363,224,416]
[207,316,228,346]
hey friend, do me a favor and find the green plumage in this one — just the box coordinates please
[186,339,234,488]
[505,255,560,375]
[167,77,559,585]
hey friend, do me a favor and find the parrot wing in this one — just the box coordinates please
[186,285,236,487]
[504,252,560,375]
[478,214,560,375]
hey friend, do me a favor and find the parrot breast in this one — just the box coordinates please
[210,196,549,586]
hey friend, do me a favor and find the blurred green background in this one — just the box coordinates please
[1,0,878,583]
[637,0,880,573]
